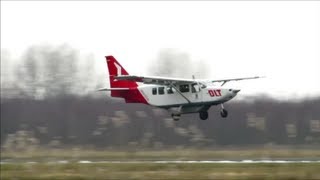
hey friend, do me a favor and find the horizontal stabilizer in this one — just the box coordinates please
[97,88,130,91]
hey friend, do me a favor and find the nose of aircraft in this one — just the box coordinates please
[233,89,241,93]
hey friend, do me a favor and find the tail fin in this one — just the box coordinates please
[104,56,148,104]
[106,56,138,88]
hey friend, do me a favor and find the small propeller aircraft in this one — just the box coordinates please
[100,56,262,121]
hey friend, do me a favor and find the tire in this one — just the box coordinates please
[172,114,180,121]
[220,109,228,118]
[199,111,208,120]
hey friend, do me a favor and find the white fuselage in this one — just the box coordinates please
[137,84,239,109]
[104,55,258,119]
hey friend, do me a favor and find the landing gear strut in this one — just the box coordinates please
[220,109,228,118]
[220,104,228,118]
[199,111,208,120]
[171,114,181,121]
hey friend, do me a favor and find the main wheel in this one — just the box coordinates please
[172,114,181,121]
[220,109,228,118]
[199,111,208,120]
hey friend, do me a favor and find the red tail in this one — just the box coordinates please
[105,56,147,104]
[106,56,137,88]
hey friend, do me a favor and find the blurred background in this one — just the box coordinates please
[1,2,320,178]
[1,44,320,150]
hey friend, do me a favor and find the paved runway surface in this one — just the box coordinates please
[2,159,320,164]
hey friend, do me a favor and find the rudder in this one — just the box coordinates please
[106,56,138,88]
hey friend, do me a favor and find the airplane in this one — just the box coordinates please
[99,56,262,121]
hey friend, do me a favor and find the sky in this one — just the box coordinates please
[1,1,320,99]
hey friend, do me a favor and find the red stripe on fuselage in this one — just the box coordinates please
[111,88,148,104]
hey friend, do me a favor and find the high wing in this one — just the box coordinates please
[115,75,263,86]
[211,76,263,86]
[115,75,195,85]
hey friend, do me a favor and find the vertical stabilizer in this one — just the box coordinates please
[106,56,138,89]
[105,56,147,104]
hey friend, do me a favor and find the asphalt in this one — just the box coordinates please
[1,159,320,164]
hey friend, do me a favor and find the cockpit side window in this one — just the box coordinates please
[179,84,190,93]
[191,83,198,93]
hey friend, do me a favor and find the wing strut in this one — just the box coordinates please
[169,84,191,104]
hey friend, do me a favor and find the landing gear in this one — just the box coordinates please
[171,114,181,121]
[220,104,228,118]
[199,111,208,120]
[220,109,228,118]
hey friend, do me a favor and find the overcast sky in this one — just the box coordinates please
[1,1,320,99]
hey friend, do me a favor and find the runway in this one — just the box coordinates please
[79,160,320,164]
[2,159,320,164]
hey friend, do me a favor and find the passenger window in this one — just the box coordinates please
[158,87,165,95]
[152,87,157,95]
[167,87,174,94]
[179,84,190,93]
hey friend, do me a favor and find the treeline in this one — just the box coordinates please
[1,45,320,149]
[1,96,320,149]
[1,44,103,99]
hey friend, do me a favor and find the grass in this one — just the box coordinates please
[1,162,320,179]
[1,147,320,179]
[2,147,320,161]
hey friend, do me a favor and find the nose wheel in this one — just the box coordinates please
[220,104,228,118]
[220,109,228,118]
